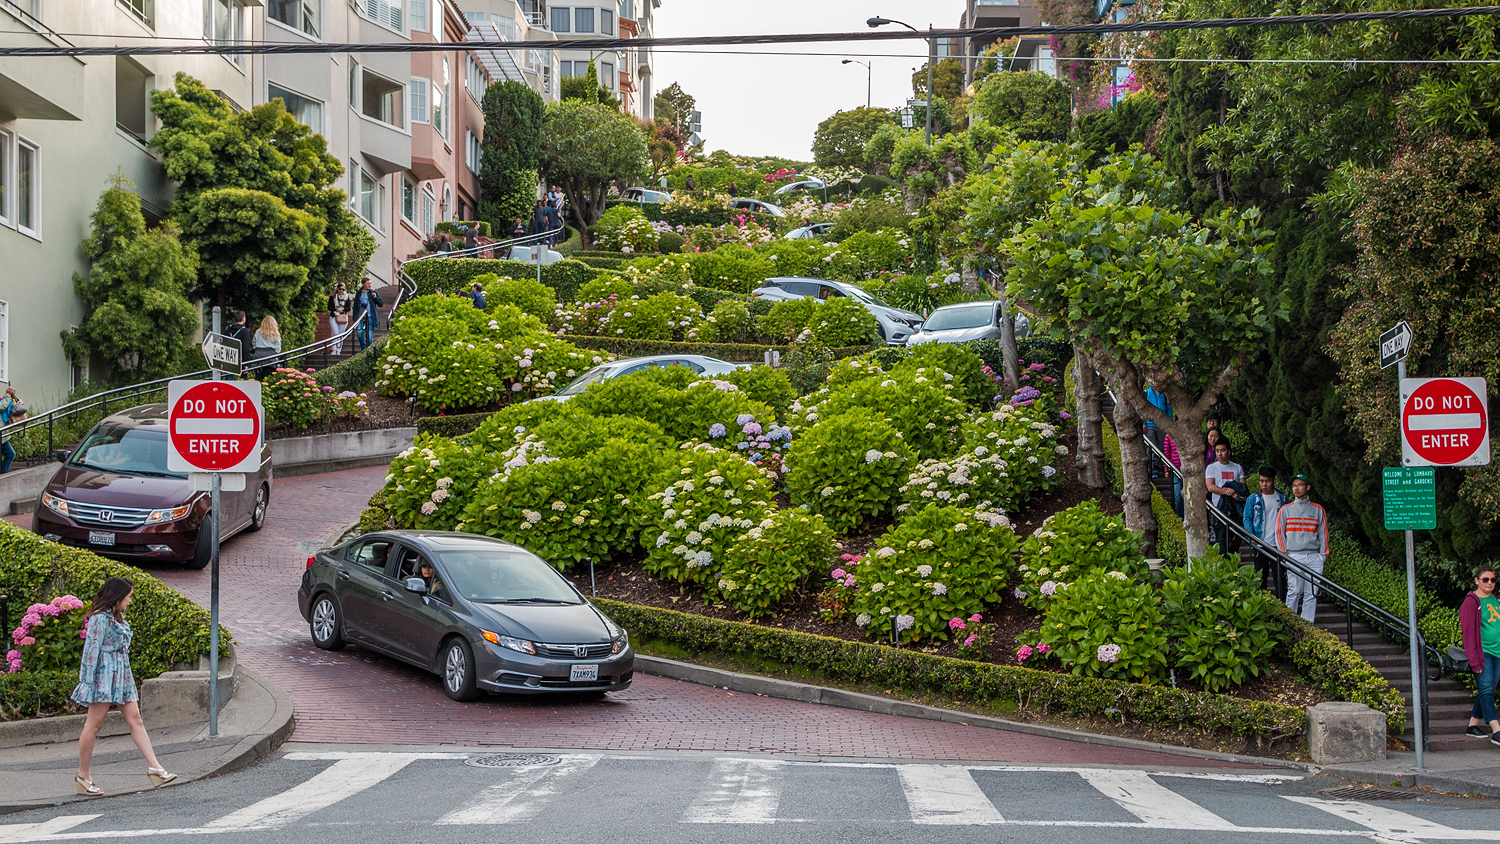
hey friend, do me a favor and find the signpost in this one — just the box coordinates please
[200,332,241,372]
[169,313,263,736]
[1379,321,1412,370]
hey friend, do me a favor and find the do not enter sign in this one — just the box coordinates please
[166,380,264,474]
[1401,377,1490,467]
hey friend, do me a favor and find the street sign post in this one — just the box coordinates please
[200,332,241,374]
[1400,377,1490,467]
[1379,321,1412,370]
[167,371,263,738]
[1382,467,1437,531]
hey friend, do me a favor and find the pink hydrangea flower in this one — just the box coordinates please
[831,569,848,580]
[964,635,978,648]
[949,618,966,631]
[1037,643,1050,654]
[1017,645,1034,662]
[969,614,983,622]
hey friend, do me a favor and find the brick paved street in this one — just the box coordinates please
[32,466,1246,765]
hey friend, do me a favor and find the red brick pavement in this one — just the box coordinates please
[127,466,1252,766]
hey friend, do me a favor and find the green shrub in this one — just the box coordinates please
[1040,572,1169,683]
[959,403,1067,503]
[383,435,497,530]
[690,299,757,344]
[478,274,557,321]
[496,331,604,399]
[641,446,775,586]
[761,298,819,342]
[564,335,867,364]
[889,343,992,409]
[795,370,969,460]
[820,230,911,282]
[806,296,881,347]
[1272,604,1405,734]
[405,257,599,303]
[577,274,635,303]
[847,505,1018,643]
[722,366,796,421]
[574,255,628,271]
[658,231,685,253]
[386,326,504,411]
[1017,501,1148,612]
[715,510,836,618]
[830,199,910,239]
[10,595,87,673]
[686,243,774,294]
[570,372,774,443]
[415,411,493,439]
[591,205,660,253]
[863,271,985,316]
[470,400,594,451]
[898,451,1016,517]
[1163,550,1284,693]
[314,335,387,394]
[607,292,703,341]
[785,409,912,534]
[1,670,81,720]
[1324,530,1463,657]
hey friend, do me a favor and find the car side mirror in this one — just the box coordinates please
[54,449,71,463]
[403,577,428,594]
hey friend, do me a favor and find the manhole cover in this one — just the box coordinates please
[1317,785,1418,801]
[466,754,562,769]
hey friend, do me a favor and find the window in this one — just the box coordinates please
[363,0,401,30]
[348,158,358,209]
[463,11,482,23]
[601,61,614,91]
[558,60,571,78]
[349,539,393,572]
[0,301,7,383]
[601,8,613,34]
[465,129,480,174]
[401,176,416,223]
[433,71,449,141]
[409,77,428,123]
[348,60,359,106]
[119,0,153,28]
[268,84,322,131]
[465,54,485,103]
[574,7,592,32]
[0,131,9,227]
[410,0,427,32]
[358,169,382,228]
[421,187,434,234]
[618,0,634,20]
[442,185,452,222]
[550,6,568,31]
[204,0,244,65]
[269,0,319,37]
[115,57,152,144]
[16,140,37,237]
[361,70,404,127]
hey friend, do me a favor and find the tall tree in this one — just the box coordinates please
[654,81,696,135]
[972,71,1072,142]
[479,80,546,233]
[63,179,199,382]
[912,57,965,102]
[560,60,621,109]
[812,106,897,169]
[540,99,649,234]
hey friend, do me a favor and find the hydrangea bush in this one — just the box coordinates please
[846,505,1018,642]
[1162,550,1283,692]
[605,292,703,341]
[383,435,497,530]
[641,446,774,586]
[806,296,881,347]
[713,509,836,618]
[263,367,368,429]
[496,333,603,399]
[1016,501,1148,612]
[960,403,1066,503]
[592,205,660,253]
[688,299,756,344]
[785,408,911,534]
[477,274,556,320]
[795,369,968,460]
[6,595,86,673]
[1038,572,1169,683]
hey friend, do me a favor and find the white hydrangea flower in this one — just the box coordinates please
[855,613,872,627]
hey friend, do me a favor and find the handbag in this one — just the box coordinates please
[334,311,349,325]
[1447,644,1471,674]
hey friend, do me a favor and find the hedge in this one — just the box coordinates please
[576,250,640,261]
[682,287,776,319]
[0,522,224,719]
[562,336,871,363]
[574,256,629,271]
[555,226,583,257]
[405,258,601,303]
[608,200,786,233]
[416,411,494,439]
[0,670,79,721]
[313,336,387,395]
[596,598,1307,747]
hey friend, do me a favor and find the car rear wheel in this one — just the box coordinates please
[186,523,212,570]
[442,637,480,702]
[309,594,346,651]
[247,484,269,532]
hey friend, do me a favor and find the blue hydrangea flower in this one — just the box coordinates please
[736,414,754,426]
[708,423,727,438]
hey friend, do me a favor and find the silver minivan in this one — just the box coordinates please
[905,301,1030,346]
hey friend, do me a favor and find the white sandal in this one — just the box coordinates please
[147,767,177,787]
[75,775,102,796]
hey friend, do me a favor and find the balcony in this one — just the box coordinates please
[0,5,83,122]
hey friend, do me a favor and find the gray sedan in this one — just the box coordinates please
[298,531,633,700]
[905,301,1029,347]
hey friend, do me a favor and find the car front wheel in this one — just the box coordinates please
[442,637,480,701]
[310,594,346,651]
[247,484,269,532]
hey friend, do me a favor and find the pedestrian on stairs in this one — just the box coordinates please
[352,278,383,353]
[1243,466,1289,589]
[1460,563,1500,744]
[1275,474,1328,623]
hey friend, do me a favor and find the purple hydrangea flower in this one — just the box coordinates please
[708,423,727,438]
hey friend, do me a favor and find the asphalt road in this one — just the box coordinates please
[3,748,1499,844]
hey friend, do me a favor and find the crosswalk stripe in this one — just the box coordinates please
[0,815,100,843]
[896,765,1005,825]
[681,759,783,824]
[435,757,599,825]
[204,754,421,830]
[1284,796,1500,841]
[1077,769,1239,830]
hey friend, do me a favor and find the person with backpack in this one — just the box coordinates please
[1461,563,1500,745]
[1,385,27,474]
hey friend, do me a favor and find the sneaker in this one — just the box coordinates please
[1468,726,1490,738]
[1492,732,1500,747]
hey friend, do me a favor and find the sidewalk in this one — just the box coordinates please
[1326,748,1500,798]
[0,668,294,813]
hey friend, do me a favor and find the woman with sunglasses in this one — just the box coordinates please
[1461,564,1500,744]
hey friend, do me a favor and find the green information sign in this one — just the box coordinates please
[1383,467,1437,530]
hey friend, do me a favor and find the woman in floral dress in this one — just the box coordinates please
[73,577,175,795]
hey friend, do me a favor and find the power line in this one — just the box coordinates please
[1,6,1498,57]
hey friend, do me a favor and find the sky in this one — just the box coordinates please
[653,1,969,162]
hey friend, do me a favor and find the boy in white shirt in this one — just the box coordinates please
[1204,440,1245,554]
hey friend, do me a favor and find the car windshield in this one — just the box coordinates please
[924,305,995,331]
[556,364,616,396]
[70,425,184,478]
[838,283,891,308]
[439,547,582,604]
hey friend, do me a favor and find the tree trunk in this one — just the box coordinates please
[961,260,980,293]
[1113,394,1158,558]
[1169,412,1210,562]
[998,300,1021,394]
[1072,348,1107,490]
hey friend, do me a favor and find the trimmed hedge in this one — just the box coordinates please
[0,670,79,721]
[574,256,629,271]
[576,250,640,261]
[0,522,224,718]
[682,287,776,319]
[556,226,583,257]
[1271,602,1406,734]
[416,411,494,439]
[563,336,870,363]
[610,200,786,233]
[405,258,601,303]
[313,336,387,394]
[596,598,1307,746]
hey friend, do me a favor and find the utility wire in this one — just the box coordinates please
[1,6,1499,57]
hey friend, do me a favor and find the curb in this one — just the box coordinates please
[633,654,1318,773]
[1323,763,1500,800]
[199,667,298,780]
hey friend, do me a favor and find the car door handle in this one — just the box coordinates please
[381,591,394,601]
[336,569,350,581]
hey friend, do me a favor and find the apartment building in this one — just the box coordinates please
[958,0,1047,84]
[463,0,561,102]
[0,0,259,408]
[548,0,658,119]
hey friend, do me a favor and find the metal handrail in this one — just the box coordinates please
[403,225,566,268]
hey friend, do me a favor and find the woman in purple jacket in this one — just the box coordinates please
[1461,563,1500,744]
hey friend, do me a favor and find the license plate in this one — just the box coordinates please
[88,531,115,546]
[570,664,599,683]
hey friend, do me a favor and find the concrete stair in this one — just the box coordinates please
[305,283,402,369]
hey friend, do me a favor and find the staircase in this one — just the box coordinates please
[302,282,402,370]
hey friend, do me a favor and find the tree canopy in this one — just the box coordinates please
[812,106,897,169]
[971,71,1072,142]
[479,80,546,232]
[654,82,696,135]
[540,99,649,233]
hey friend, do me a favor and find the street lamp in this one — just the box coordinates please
[842,59,872,109]
[868,15,935,143]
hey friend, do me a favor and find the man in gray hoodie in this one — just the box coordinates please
[1276,474,1329,622]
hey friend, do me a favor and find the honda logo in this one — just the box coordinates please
[98,511,115,523]
[574,646,588,658]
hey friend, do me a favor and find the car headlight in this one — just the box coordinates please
[483,630,536,655]
[611,630,629,654]
[145,503,194,524]
[41,492,68,516]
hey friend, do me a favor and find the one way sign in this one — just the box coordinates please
[201,332,241,372]
[1380,321,1413,370]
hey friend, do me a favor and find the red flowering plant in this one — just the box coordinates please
[7,595,87,673]
[817,554,863,622]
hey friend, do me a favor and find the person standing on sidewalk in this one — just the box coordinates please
[74,577,175,795]
[1461,564,1500,744]
[1,385,27,474]
[1276,474,1328,622]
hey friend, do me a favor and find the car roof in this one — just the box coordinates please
[96,404,170,430]
[929,300,998,312]
[353,530,532,553]
[605,354,732,367]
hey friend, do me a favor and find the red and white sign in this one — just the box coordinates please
[1401,377,1490,467]
[166,380,264,474]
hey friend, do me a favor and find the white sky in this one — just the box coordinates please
[653,1,969,161]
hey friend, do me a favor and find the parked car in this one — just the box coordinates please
[33,405,272,568]
[729,197,786,218]
[537,355,745,402]
[751,277,924,345]
[905,301,1030,347]
[773,179,827,197]
[298,531,634,700]
[784,222,835,240]
[620,187,673,203]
